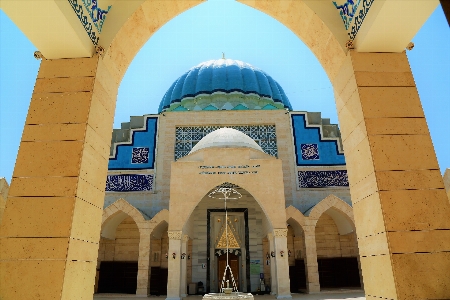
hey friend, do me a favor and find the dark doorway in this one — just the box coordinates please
[289,259,307,293]
[318,257,361,288]
[97,261,138,294]
[218,253,240,291]
[149,267,168,295]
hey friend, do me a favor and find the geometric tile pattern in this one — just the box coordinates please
[132,147,149,164]
[298,170,349,188]
[175,125,277,160]
[301,143,320,160]
[105,174,154,192]
[333,0,361,30]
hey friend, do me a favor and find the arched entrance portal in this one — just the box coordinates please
[168,130,292,299]
[185,183,273,293]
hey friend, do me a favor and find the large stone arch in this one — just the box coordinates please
[100,0,344,84]
[308,195,355,235]
[101,0,204,83]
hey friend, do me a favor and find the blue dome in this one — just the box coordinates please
[158,59,293,113]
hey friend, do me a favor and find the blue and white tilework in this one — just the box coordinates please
[132,147,149,164]
[298,170,349,188]
[291,114,345,166]
[106,174,154,192]
[175,125,277,160]
[109,117,158,170]
[301,144,320,160]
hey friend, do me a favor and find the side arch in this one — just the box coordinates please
[148,209,170,238]
[308,195,355,235]
[101,198,148,239]
[285,205,307,236]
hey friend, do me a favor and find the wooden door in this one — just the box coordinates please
[218,253,239,291]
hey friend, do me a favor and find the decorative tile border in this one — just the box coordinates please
[333,0,362,30]
[82,0,111,33]
[298,170,349,188]
[105,174,154,192]
[68,0,100,45]
[348,0,375,40]
[175,125,277,160]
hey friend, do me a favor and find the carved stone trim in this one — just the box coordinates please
[168,231,182,240]
[273,229,288,237]
[182,234,190,242]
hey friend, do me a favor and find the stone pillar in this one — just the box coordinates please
[267,233,277,295]
[166,230,183,300]
[333,51,450,300]
[0,56,117,300]
[180,235,189,297]
[273,229,292,299]
[136,229,152,296]
[303,225,320,293]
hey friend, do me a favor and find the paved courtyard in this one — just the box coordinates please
[94,290,365,300]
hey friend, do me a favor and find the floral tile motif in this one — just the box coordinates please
[175,125,277,160]
[132,147,149,164]
[106,174,154,192]
[301,144,320,160]
[298,170,349,188]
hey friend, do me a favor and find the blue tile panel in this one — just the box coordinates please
[298,170,349,188]
[175,125,277,160]
[158,59,293,112]
[106,174,154,192]
[109,117,158,170]
[291,114,345,166]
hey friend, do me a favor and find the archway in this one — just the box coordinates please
[97,199,148,294]
[309,196,361,290]
[183,182,274,294]
[0,1,448,300]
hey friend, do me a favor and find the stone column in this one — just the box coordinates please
[267,233,277,295]
[0,56,117,300]
[303,225,320,293]
[273,229,292,299]
[136,228,152,296]
[333,51,450,300]
[166,230,183,300]
[180,235,189,297]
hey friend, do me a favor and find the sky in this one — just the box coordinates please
[0,0,449,183]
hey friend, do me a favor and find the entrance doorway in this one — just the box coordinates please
[218,253,239,291]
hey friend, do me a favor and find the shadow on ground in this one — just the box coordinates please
[94,289,365,300]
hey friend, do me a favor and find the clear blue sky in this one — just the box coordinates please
[0,0,449,183]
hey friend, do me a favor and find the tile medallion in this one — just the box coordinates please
[132,147,149,164]
[301,144,320,160]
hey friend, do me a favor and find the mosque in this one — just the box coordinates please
[97,58,361,296]
[1,1,450,300]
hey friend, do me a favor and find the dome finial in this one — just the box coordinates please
[222,52,225,59]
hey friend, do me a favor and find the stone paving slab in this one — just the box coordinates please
[94,290,365,300]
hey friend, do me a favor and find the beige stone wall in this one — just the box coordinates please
[0,178,9,226]
[150,231,169,269]
[287,226,306,266]
[315,213,358,258]
[98,217,140,262]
